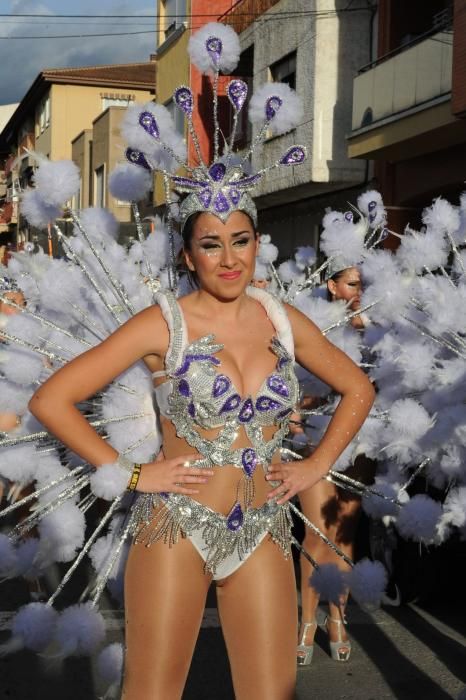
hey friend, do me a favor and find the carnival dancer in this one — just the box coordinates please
[296,261,375,665]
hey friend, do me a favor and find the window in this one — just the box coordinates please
[270,51,297,90]
[162,0,186,39]
[94,166,105,208]
[36,94,51,136]
[165,98,185,136]
[101,94,134,110]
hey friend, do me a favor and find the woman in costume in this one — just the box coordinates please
[297,257,376,665]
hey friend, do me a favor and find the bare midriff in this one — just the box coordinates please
[159,417,281,515]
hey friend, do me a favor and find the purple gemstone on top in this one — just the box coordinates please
[229,188,241,206]
[139,111,160,139]
[344,211,353,222]
[125,148,151,171]
[277,407,293,420]
[209,162,226,182]
[256,396,282,412]
[214,191,230,214]
[227,79,248,112]
[220,394,241,413]
[238,398,255,423]
[213,374,231,398]
[267,374,290,398]
[278,357,289,370]
[174,86,193,116]
[178,379,191,397]
[279,146,306,167]
[188,401,196,418]
[206,36,222,66]
[368,200,377,211]
[242,448,258,478]
[380,228,389,240]
[265,95,283,121]
[197,189,213,208]
[226,502,244,532]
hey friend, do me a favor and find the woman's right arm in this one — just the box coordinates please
[28,305,212,495]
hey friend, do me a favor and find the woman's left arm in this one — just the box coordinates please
[266,304,375,504]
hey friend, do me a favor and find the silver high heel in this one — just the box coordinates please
[297,620,317,666]
[325,614,351,662]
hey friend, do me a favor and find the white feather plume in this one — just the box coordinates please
[89,463,129,501]
[395,494,442,543]
[109,163,153,203]
[34,158,80,207]
[20,189,61,228]
[248,81,304,135]
[188,22,240,74]
[10,602,58,651]
[54,602,106,656]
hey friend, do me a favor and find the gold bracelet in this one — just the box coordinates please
[127,463,142,492]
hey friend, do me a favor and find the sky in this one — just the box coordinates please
[0,0,157,105]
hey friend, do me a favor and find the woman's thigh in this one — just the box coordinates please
[122,536,211,700]
[216,537,297,700]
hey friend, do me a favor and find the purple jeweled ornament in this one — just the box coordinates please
[380,227,389,240]
[213,374,231,398]
[213,191,230,214]
[256,396,282,412]
[344,211,353,222]
[235,173,261,189]
[238,398,255,423]
[229,188,241,206]
[220,394,241,413]
[174,86,193,117]
[197,189,213,208]
[209,162,226,182]
[188,402,196,418]
[278,356,289,370]
[206,36,222,67]
[178,379,191,397]
[227,79,248,112]
[226,502,244,532]
[174,353,220,377]
[277,407,293,420]
[279,146,306,167]
[265,95,283,121]
[139,111,160,139]
[267,374,290,398]
[368,200,377,223]
[125,148,151,171]
[242,448,258,478]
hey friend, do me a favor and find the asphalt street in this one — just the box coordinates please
[0,576,464,700]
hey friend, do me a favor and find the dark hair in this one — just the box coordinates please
[326,270,345,302]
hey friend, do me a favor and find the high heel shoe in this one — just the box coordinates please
[297,620,317,666]
[325,615,351,662]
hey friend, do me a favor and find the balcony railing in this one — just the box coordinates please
[351,29,453,132]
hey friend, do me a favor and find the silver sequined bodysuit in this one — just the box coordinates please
[131,286,300,578]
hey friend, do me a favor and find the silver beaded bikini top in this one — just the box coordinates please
[153,286,299,470]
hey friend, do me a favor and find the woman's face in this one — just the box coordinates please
[327,267,362,310]
[184,211,259,299]
[0,290,26,316]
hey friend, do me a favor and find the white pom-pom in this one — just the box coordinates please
[362,481,400,519]
[309,563,347,604]
[89,533,128,580]
[34,158,80,207]
[11,602,58,651]
[77,207,119,241]
[295,246,316,270]
[258,234,278,264]
[0,534,17,577]
[396,494,442,543]
[320,217,366,266]
[388,399,434,442]
[188,22,240,74]
[109,163,153,203]
[397,228,449,273]
[38,501,85,562]
[348,558,387,607]
[248,82,304,135]
[357,190,386,228]
[0,380,29,413]
[0,444,38,483]
[89,463,129,500]
[278,260,301,283]
[422,196,461,234]
[1,347,44,385]
[21,189,60,228]
[97,642,124,687]
[54,602,106,656]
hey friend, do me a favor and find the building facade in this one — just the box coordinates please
[347,0,465,234]
[0,63,155,248]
